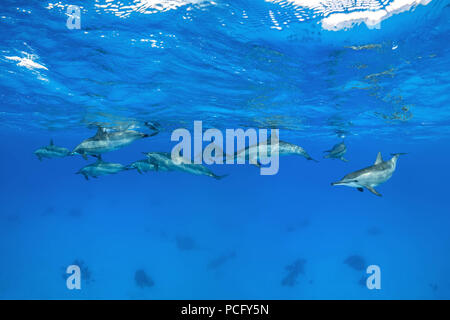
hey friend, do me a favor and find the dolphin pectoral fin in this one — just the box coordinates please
[366,186,382,197]
[137,168,142,174]
[83,174,89,181]
[357,187,364,192]
[341,157,349,162]
[81,153,88,160]
[94,127,108,139]
[251,160,262,168]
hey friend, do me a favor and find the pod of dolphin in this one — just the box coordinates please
[33,125,405,197]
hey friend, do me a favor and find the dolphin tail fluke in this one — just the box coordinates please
[366,186,382,197]
[213,174,228,180]
[144,121,160,137]
[92,154,102,162]
[391,153,407,157]
[125,165,140,173]
[250,160,262,168]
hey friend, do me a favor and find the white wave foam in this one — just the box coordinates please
[5,54,48,70]
[94,0,213,17]
[267,0,432,31]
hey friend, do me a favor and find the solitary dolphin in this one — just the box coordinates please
[34,139,71,161]
[72,125,157,159]
[76,156,129,180]
[143,152,227,179]
[228,139,318,165]
[331,152,405,196]
[324,141,348,162]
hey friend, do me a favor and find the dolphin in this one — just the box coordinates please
[143,152,227,179]
[34,139,71,161]
[76,155,129,180]
[127,159,159,174]
[72,124,159,160]
[277,140,318,162]
[324,140,348,162]
[142,152,175,171]
[176,162,228,180]
[331,152,405,196]
[227,139,318,165]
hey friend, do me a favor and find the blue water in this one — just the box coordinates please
[1,0,450,299]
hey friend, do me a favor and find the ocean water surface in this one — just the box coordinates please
[0,0,449,299]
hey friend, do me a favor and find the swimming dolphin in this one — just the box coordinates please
[76,155,129,180]
[127,159,159,174]
[227,139,318,165]
[331,152,405,196]
[142,152,175,171]
[34,139,71,161]
[324,141,348,162]
[176,162,227,180]
[72,125,157,159]
[143,152,227,179]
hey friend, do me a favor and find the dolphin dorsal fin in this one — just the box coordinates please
[50,139,54,146]
[375,152,383,165]
[94,127,107,139]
